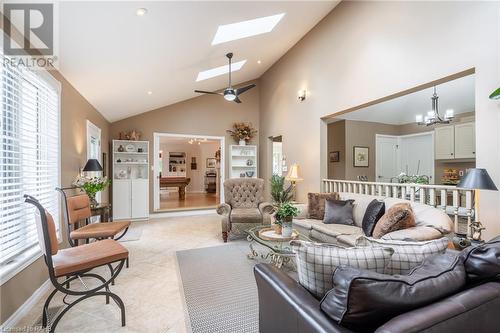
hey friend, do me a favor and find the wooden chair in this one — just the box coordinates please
[56,188,131,267]
[25,195,128,332]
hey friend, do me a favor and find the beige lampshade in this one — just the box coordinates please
[286,163,303,182]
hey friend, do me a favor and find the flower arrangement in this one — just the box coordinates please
[73,175,111,207]
[226,122,257,143]
[396,172,430,185]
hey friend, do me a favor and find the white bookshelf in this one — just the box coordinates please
[164,152,187,177]
[112,140,149,220]
[230,145,257,178]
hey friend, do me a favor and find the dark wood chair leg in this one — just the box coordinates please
[222,231,228,243]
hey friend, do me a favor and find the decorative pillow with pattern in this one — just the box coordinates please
[356,236,449,275]
[372,202,415,238]
[307,192,339,220]
[291,240,394,298]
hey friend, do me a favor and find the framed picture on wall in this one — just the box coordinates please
[207,158,217,168]
[329,151,340,163]
[353,146,369,167]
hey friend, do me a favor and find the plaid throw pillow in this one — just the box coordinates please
[356,236,449,275]
[291,240,394,298]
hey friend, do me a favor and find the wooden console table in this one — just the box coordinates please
[160,177,191,200]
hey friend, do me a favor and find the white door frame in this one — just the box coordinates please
[152,132,225,211]
[375,131,435,183]
[375,134,399,182]
[86,120,102,200]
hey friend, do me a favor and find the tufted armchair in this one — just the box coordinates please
[217,178,274,242]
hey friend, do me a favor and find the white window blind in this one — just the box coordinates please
[1,56,60,265]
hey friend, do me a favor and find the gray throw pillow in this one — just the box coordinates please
[323,199,355,225]
[320,252,466,332]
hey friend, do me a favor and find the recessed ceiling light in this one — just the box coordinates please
[147,91,152,95]
[257,60,262,64]
[211,13,285,45]
[136,8,147,16]
[196,60,247,82]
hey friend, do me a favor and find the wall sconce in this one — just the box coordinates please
[298,90,307,102]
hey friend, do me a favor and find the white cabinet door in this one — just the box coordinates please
[131,179,149,219]
[113,180,131,220]
[454,122,475,159]
[375,136,398,182]
[434,126,454,159]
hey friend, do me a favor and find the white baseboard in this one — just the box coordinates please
[1,279,51,329]
[150,209,216,218]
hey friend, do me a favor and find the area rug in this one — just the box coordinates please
[176,243,259,333]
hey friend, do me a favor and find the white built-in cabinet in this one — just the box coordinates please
[435,122,475,160]
[112,140,149,220]
[229,145,258,178]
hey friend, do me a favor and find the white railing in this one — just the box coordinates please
[322,179,474,235]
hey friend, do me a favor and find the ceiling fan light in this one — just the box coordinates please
[224,93,236,101]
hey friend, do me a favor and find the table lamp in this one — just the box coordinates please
[457,168,498,241]
[286,163,303,201]
[83,158,103,172]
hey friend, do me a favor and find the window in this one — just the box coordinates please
[0,55,60,271]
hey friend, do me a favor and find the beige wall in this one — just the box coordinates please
[259,1,500,239]
[110,81,259,213]
[0,71,110,324]
[327,121,345,179]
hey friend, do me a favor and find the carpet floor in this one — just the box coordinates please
[176,243,260,333]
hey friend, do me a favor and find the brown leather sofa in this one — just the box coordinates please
[254,263,500,333]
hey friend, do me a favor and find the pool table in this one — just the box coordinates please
[160,177,191,200]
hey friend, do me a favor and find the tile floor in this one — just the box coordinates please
[14,214,227,333]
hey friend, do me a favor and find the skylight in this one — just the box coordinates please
[196,60,247,82]
[211,13,285,45]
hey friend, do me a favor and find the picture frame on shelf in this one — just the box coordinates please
[353,146,369,167]
[207,158,217,168]
[329,151,340,163]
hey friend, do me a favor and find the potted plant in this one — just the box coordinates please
[227,122,257,145]
[74,175,111,208]
[275,202,299,237]
[270,174,293,204]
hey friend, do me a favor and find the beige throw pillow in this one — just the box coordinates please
[372,202,415,238]
[307,192,339,220]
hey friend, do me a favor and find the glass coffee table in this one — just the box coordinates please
[246,225,311,269]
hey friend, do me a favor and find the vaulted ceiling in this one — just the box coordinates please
[58,1,339,122]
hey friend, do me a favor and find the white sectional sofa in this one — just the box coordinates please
[293,192,454,247]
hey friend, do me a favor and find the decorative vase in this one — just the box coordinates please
[282,221,293,237]
[117,145,125,152]
[87,192,98,208]
[239,140,246,146]
[273,224,282,235]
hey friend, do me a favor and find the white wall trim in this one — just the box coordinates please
[149,209,216,219]
[0,279,51,329]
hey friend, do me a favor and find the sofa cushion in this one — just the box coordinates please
[291,240,393,298]
[336,234,364,247]
[384,197,453,234]
[362,199,385,236]
[382,226,443,241]
[230,208,262,224]
[311,223,363,238]
[460,236,500,285]
[356,236,449,275]
[373,202,415,238]
[292,218,324,231]
[323,199,355,225]
[320,252,466,332]
[307,192,339,220]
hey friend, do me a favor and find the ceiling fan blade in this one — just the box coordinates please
[194,90,221,95]
[235,84,256,96]
[234,97,242,103]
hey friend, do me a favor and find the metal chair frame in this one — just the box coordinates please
[25,195,127,332]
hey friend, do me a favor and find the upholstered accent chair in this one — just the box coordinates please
[217,178,273,242]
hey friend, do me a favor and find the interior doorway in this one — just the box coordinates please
[270,135,284,176]
[153,133,224,212]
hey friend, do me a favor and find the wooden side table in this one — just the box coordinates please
[91,203,112,222]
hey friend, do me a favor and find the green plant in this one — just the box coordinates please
[73,176,111,197]
[275,202,299,225]
[270,175,293,204]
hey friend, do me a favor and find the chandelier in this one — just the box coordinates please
[188,138,208,145]
[415,86,454,126]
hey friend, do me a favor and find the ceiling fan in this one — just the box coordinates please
[194,52,256,103]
